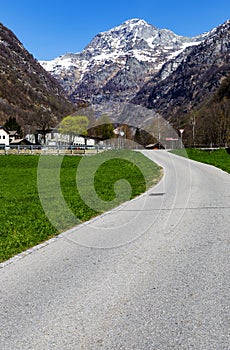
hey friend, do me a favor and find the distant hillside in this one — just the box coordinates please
[0,23,74,133]
[183,74,230,147]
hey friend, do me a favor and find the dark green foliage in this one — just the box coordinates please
[134,127,156,147]
[88,115,115,140]
[4,117,22,135]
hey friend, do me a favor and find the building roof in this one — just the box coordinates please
[0,126,10,134]
[9,130,19,136]
[10,138,34,145]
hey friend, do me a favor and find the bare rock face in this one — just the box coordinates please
[133,20,230,119]
[40,19,206,104]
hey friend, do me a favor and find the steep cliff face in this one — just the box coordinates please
[40,19,205,104]
[0,23,74,131]
[133,20,230,119]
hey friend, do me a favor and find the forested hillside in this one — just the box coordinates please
[0,23,74,134]
[182,75,230,147]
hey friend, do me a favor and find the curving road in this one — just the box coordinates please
[0,151,229,349]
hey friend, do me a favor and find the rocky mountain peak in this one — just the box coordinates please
[83,18,157,54]
[40,18,209,104]
[102,18,155,34]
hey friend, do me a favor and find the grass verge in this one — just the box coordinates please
[170,148,230,173]
[0,151,162,262]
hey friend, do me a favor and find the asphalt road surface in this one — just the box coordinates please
[0,151,229,350]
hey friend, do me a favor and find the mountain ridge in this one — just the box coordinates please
[0,22,74,133]
[133,19,230,117]
[40,18,208,104]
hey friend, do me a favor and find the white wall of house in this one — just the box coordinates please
[86,138,95,146]
[73,136,85,145]
[25,133,36,144]
[73,136,96,146]
[25,130,96,147]
[0,128,9,146]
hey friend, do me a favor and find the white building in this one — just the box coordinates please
[25,129,95,147]
[0,126,10,146]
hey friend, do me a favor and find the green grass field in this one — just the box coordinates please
[0,151,162,262]
[171,148,230,173]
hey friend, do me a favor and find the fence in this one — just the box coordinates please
[0,145,105,156]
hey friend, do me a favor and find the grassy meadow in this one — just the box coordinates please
[0,151,162,262]
[171,148,230,173]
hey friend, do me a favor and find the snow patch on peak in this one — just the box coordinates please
[40,55,76,71]
[39,18,219,104]
[100,18,154,35]
[122,18,152,27]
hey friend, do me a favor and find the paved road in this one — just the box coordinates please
[0,151,229,350]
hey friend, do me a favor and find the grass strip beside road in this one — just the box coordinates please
[171,148,230,173]
[0,151,162,262]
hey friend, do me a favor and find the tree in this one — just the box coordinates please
[134,127,155,147]
[4,117,22,136]
[59,115,89,144]
[36,113,53,144]
[92,115,114,140]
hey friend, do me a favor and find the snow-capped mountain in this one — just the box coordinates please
[40,19,207,103]
[133,19,230,119]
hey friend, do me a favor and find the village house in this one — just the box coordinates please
[0,126,10,146]
[26,128,96,147]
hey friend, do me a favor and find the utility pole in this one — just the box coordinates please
[191,113,196,147]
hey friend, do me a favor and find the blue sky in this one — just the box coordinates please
[1,0,229,60]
